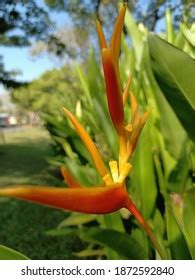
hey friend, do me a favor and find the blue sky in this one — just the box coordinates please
[0,46,56,82]
[0,1,71,88]
[0,0,165,90]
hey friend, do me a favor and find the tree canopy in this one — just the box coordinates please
[12,66,82,115]
[1,0,194,88]
[0,0,52,87]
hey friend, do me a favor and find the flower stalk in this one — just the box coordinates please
[125,198,167,260]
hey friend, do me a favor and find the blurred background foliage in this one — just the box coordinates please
[0,0,195,259]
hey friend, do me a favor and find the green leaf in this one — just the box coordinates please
[166,207,191,260]
[130,228,149,257]
[142,45,187,161]
[182,189,195,259]
[76,65,93,108]
[131,122,157,218]
[79,227,147,260]
[74,248,106,258]
[165,8,175,43]
[0,245,29,260]
[148,34,195,140]
[125,8,144,70]
[167,143,192,193]
[103,213,124,233]
[102,212,125,259]
[58,213,97,228]
[93,99,117,158]
[180,23,195,48]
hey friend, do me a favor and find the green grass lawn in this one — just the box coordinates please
[0,126,82,259]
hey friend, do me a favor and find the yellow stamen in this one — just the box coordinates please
[109,161,119,182]
[118,131,127,169]
[63,107,111,180]
[102,173,113,185]
[118,162,132,183]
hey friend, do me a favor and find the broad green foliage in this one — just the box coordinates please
[12,66,81,115]
[46,227,147,260]
[78,228,147,260]
[148,35,195,140]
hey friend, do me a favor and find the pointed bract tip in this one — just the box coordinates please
[60,166,83,188]
[123,75,132,105]
[96,19,107,50]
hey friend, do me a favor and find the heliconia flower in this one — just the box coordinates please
[0,5,166,259]
[96,4,150,168]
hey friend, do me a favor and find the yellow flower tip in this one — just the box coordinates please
[118,162,132,183]
[130,91,138,116]
[125,123,133,133]
[141,109,151,126]
[123,75,132,105]
[102,173,113,185]
[109,160,119,182]
[63,107,73,121]
[63,106,69,114]
[96,19,107,50]
[60,166,83,188]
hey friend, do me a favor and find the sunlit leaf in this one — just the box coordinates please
[148,34,195,140]
[183,189,195,259]
[58,213,97,228]
[124,8,144,69]
[0,245,29,260]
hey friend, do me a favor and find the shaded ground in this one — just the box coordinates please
[0,126,58,186]
[0,126,82,259]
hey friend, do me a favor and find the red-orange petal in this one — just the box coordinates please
[102,48,124,135]
[61,166,83,188]
[0,184,128,214]
[110,4,127,66]
[96,19,107,50]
